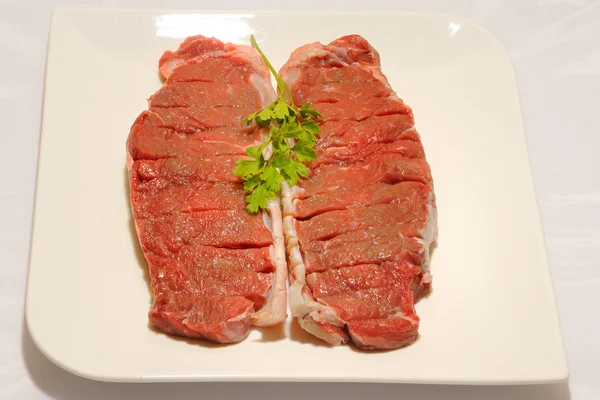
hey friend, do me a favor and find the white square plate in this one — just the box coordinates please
[26,8,568,384]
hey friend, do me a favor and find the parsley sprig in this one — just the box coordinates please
[233,35,323,214]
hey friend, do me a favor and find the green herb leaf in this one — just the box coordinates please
[293,141,317,162]
[261,165,284,192]
[243,176,261,193]
[273,102,290,121]
[233,34,323,214]
[301,120,320,135]
[245,145,262,160]
[245,185,270,214]
[300,102,323,120]
[280,159,310,187]
[280,123,304,139]
[233,159,261,179]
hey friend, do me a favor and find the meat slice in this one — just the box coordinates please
[281,35,437,350]
[149,81,263,109]
[135,209,274,257]
[301,234,427,274]
[293,181,426,219]
[127,111,261,161]
[127,36,287,343]
[296,187,434,243]
[294,153,432,200]
[310,139,425,169]
[315,116,418,151]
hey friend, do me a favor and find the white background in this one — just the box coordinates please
[1,0,598,399]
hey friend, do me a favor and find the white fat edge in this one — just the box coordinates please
[283,45,329,72]
[320,47,351,67]
[421,271,433,284]
[297,315,346,346]
[160,51,220,80]
[126,152,134,172]
[179,301,251,343]
[422,203,438,245]
[161,59,185,79]
[281,184,305,217]
[417,187,439,271]
[225,45,272,81]
[386,310,420,325]
[251,198,288,326]
[227,304,255,323]
[249,73,277,108]
[280,67,300,90]
[399,126,419,138]
[281,182,344,328]
[220,303,254,342]
[280,44,350,90]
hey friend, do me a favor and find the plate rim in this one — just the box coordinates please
[25,7,569,384]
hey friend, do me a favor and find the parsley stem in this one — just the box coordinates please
[250,34,296,107]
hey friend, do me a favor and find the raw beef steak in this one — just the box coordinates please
[127,36,287,343]
[280,35,437,350]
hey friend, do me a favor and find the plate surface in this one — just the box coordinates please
[26,8,568,384]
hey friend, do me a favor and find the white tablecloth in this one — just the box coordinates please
[1,0,598,399]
